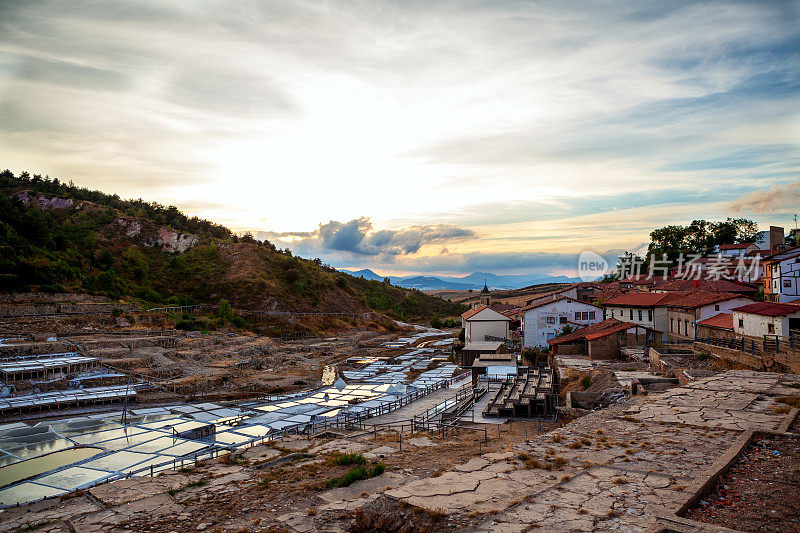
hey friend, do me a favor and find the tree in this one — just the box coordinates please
[647,218,759,261]
[217,299,234,322]
[558,324,575,336]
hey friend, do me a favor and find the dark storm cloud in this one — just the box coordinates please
[264,217,476,256]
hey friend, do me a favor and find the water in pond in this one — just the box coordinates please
[0,447,102,488]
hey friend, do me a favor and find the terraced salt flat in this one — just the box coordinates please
[0,331,461,507]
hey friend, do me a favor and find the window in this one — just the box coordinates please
[648,309,653,321]
[560,316,567,324]
[738,318,744,328]
[684,320,689,335]
[629,309,633,320]
[638,309,643,321]
[785,279,792,288]
[582,312,589,320]
[768,323,775,333]
[589,311,596,320]
[714,304,720,311]
[546,316,555,324]
[670,318,674,332]
[575,312,581,321]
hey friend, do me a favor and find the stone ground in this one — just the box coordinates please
[2,370,798,533]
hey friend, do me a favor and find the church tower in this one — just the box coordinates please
[479,280,491,306]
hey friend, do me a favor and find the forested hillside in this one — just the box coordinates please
[0,170,465,320]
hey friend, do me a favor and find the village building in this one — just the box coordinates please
[469,352,516,386]
[547,318,659,359]
[731,301,800,338]
[715,242,758,257]
[523,285,579,306]
[696,312,735,341]
[762,246,800,303]
[460,340,505,368]
[753,225,786,251]
[650,278,760,295]
[666,291,755,341]
[460,305,511,345]
[602,292,674,334]
[521,296,604,348]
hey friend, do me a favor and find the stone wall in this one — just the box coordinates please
[692,341,763,370]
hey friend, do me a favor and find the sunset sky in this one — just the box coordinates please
[1,1,798,277]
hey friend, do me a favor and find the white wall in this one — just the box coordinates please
[606,306,668,334]
[465,320,509,344]
[523,299,603,348]
[732,311,799,337]
[697,298,754,321]
[464,308,510,343]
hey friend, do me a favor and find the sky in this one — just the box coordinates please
[1,0,799,278]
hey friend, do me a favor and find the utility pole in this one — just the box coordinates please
[794,214,798,246]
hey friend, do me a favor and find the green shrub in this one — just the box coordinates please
[331,453,366,466]
[369,463,385,477]
[579,375,592,390]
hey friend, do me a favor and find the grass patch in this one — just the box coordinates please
[330,453,366,466]
[325,463,385,488]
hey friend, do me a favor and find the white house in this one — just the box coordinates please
[715,243,758,257]
[731,302,800,337]
[603,292,673,333]
[666,291,755,340]
[764,249,800,303]
[461,305,511,344]
[522,296,604,348]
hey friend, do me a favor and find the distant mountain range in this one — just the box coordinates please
[340,269,582,291]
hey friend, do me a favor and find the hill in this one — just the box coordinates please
[0,170,466,321]
[341,269,582,290]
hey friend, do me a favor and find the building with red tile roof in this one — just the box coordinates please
[696,313,734,331]
[547,318,659,359]
[666,291,754,340]
[731,301,800,338]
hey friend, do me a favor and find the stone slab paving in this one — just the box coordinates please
[384,370,799,532]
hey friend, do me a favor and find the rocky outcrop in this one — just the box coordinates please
[15,191,100,212]
[107,218,198,253]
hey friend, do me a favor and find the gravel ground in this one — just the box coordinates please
[684,433,800,532]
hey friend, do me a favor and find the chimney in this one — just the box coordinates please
[693,280,699,287]
[769,226,785,250]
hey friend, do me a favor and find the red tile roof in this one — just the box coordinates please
[718,242,754,250]
[461,305,512,321]
[548,318,656,345]
[602,292,677,308]
[696,313,734,331]
[666,291,752,310]
[730,302,800,317]
[651,278,758,293]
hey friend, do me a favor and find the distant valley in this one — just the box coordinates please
[340,268,582,291]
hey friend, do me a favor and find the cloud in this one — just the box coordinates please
[729,182,800,213]
[263,217,476,256]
